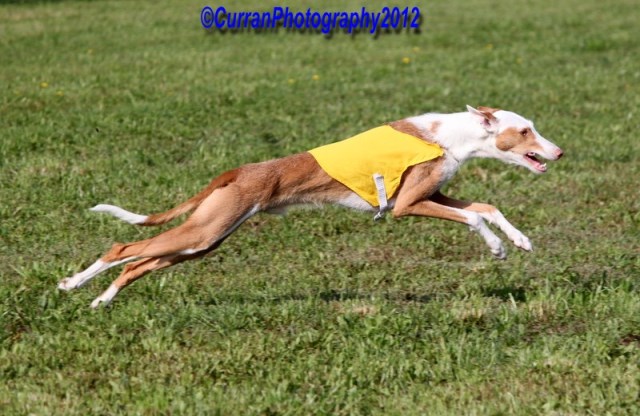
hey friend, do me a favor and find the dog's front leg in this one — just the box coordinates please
[430,191,532,252]
[393,199,506,259]
[393,164,506,259]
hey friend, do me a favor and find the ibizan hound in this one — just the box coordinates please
[58,106,563,308]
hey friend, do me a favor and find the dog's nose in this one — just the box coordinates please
[555,149,564,159]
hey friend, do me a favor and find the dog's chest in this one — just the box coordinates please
[437,155,461,187]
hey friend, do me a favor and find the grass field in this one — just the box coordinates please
[1,0,639,414]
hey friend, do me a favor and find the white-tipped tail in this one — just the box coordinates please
[90,204,149,225]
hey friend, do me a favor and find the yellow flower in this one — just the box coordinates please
[412,47,420,52]
[485,43,494,50]
[56,90,64,96]
[312,74,320,81]
[287,78,295,84]
[402,57,411,64]
[40,82,49,88]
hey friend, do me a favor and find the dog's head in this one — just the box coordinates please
[467,105,564,173]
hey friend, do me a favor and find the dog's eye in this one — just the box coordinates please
[520,129,528,136]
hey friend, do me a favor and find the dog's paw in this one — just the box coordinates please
[491,243,507,260]
[486,237,506,260]
[90,285,118,309]
[508,230,533,252]
[90,297,107,309]
[58,277,75,291]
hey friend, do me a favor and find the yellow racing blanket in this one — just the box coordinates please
[308,125,443,207]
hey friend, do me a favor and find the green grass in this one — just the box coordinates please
[1,0,639,414]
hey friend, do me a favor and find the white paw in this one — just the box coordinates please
[58,277,75,291]
[508,230,533,252]
[488,238,506,260]
[90,297,108,309]
[491,244,507,260]
[90,285,118,309]
[58,275,90,291]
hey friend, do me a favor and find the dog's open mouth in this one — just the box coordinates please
[524,152,547,172]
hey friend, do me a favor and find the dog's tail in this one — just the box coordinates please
[90,169,239,226]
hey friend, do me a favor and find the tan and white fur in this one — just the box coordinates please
[58,106,564,308]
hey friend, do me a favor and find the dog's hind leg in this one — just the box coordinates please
[58,257,137,291]
[90,252,197,308]
[59,184,259,292]
[99,186,259,262]
[90,215,237,308]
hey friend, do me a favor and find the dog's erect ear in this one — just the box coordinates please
[478,106,501,114]
[466,105,498,133]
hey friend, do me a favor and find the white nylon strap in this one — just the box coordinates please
[372,173,388,221]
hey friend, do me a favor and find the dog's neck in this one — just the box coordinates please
[408,112,495,165]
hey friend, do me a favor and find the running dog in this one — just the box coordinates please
[58,105,564,308]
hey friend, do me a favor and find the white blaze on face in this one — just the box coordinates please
[530,126,563,160]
